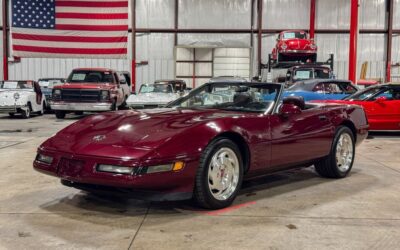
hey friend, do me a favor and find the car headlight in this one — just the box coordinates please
[36,154,53,165]
[146,161,185,174]
[53,89,61,95]
[100,90,110,100]
[281,43,287,50]
[97,164,133,174]
[14,93,20,100]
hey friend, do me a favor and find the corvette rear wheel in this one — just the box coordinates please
[315,126,355,178]
[194,138,243,209]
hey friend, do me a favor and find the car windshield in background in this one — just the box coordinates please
[314,69,330,78]
[283,32,307,39]
[0,81,33,89]
[39,80,63,88]
[167,83,280,113]
[140,84,173,93]
[294,70,312,80]
[67,71,114,83]
[344,87,383,101]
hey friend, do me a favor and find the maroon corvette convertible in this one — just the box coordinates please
[34,82,368,209]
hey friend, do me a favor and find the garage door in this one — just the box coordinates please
[213,48,251,79]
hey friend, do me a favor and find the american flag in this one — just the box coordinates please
[11,0,128,58]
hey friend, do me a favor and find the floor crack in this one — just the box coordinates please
[127,203,151,250]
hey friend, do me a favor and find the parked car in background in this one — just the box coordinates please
[51,68,131,119]
[34,81,368,209]
[209,76,248,83]
[272,30,317,63]
[283,79,358,101]
[38,78,66,110]
[0,80,46,118]
[284,65,333,87]
[315,83,400,131]
[126,80,187,109]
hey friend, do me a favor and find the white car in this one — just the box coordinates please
[127,80,187,109]
[0,81,46,118]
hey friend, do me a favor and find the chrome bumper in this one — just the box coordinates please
[280,49,316,54]
[0,104,25,113]
[50,102,113,111]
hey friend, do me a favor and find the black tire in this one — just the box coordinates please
[119,95,128,109]
[21,104,32,119]
[74,111,84,115]
[55,110,66,119]
[111,99,118,111]
[315,126,355,178]
[8,113,15,117]
[193,138,244,209]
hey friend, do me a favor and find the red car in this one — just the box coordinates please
[272,30,317,63]
[51,68,131,119]
[314,83,400,131]
[34,82,368,209]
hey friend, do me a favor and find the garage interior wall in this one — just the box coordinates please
[1,0,400,87]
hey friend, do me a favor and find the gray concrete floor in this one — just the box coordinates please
[0,113,399,250]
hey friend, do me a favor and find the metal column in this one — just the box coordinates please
[131,0,136,92]
[386,0,394,82]
[309,0,316,39]
[348,0,359,83]
[2,0,8,80]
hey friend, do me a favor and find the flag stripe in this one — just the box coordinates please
[55,24,128,31]
[13,45,127,54]
[12,28,127,37]
[56,18,127,25]
[12,33,128,43]
[12,51,127,58]
[13,39,126,49]
[56,12,128,19]
[55,1,128,8]
[55,7,127,13]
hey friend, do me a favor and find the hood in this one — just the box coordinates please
[126,92,179,104]
[55,82,115,90]
[0,90,33,105]
[41,108,237,160]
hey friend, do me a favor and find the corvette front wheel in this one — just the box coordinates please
[194,138,243,209]
[315,126,355,178]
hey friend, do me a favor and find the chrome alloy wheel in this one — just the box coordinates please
[208,147,240,201]
[335,133,354,172]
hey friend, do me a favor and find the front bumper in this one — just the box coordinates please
[50,101,113,111]
[279,49,316,54]
[0,104,26,113]
[33,150,199,201]
[127,102,166,109]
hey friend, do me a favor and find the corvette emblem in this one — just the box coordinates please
[92,135,106,142]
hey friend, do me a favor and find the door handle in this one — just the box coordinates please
[318,115,328,121]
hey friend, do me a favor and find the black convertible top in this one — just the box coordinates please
[288,79,353,91]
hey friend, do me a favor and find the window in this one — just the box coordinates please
[313,83,342,94]
[67,71,115,83]
[282,31,307,40]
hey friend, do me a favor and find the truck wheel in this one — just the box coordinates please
[55,111,66,119]
[8,113,15,117]
[22,104,32,119]
[314,126,355,178]
[111,99,118,111]
[193,138,243,209]
[119,96,128,109]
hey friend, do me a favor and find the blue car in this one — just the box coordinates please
[282,79,358,101]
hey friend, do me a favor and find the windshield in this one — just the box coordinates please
[39,80,63,88]
[283,31,307,39]
[294,70,312,80]
[344,86,385,101]
[314,68,331,78]
[0,81,34,89]
[167,83,280,113]
[67,71,114,83]
[140,84,173,93]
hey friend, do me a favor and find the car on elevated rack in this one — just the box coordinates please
[126,80,187,109]
[284,65,333,87]
[0,80,46,118]
[38,78,66,110]
[34,81,368,209]
[314,83,400,131]
[283,79,358,101]
[50,68,131,119]
[272,30,317,63]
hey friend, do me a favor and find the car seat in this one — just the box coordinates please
[233,92,252,107]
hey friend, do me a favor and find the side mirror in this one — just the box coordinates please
[279,103,302,117]
[375,96,387,103]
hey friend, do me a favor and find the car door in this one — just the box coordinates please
[269,106,333,168]
[113,73,124,105]
[365,87,400,130]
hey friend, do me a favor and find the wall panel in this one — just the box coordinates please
[316,0,350,29]
[394,0,400,29]
[179,0,251,29]
[136,0,175,29]
[360,0,386,29]
[263,0,310,29]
